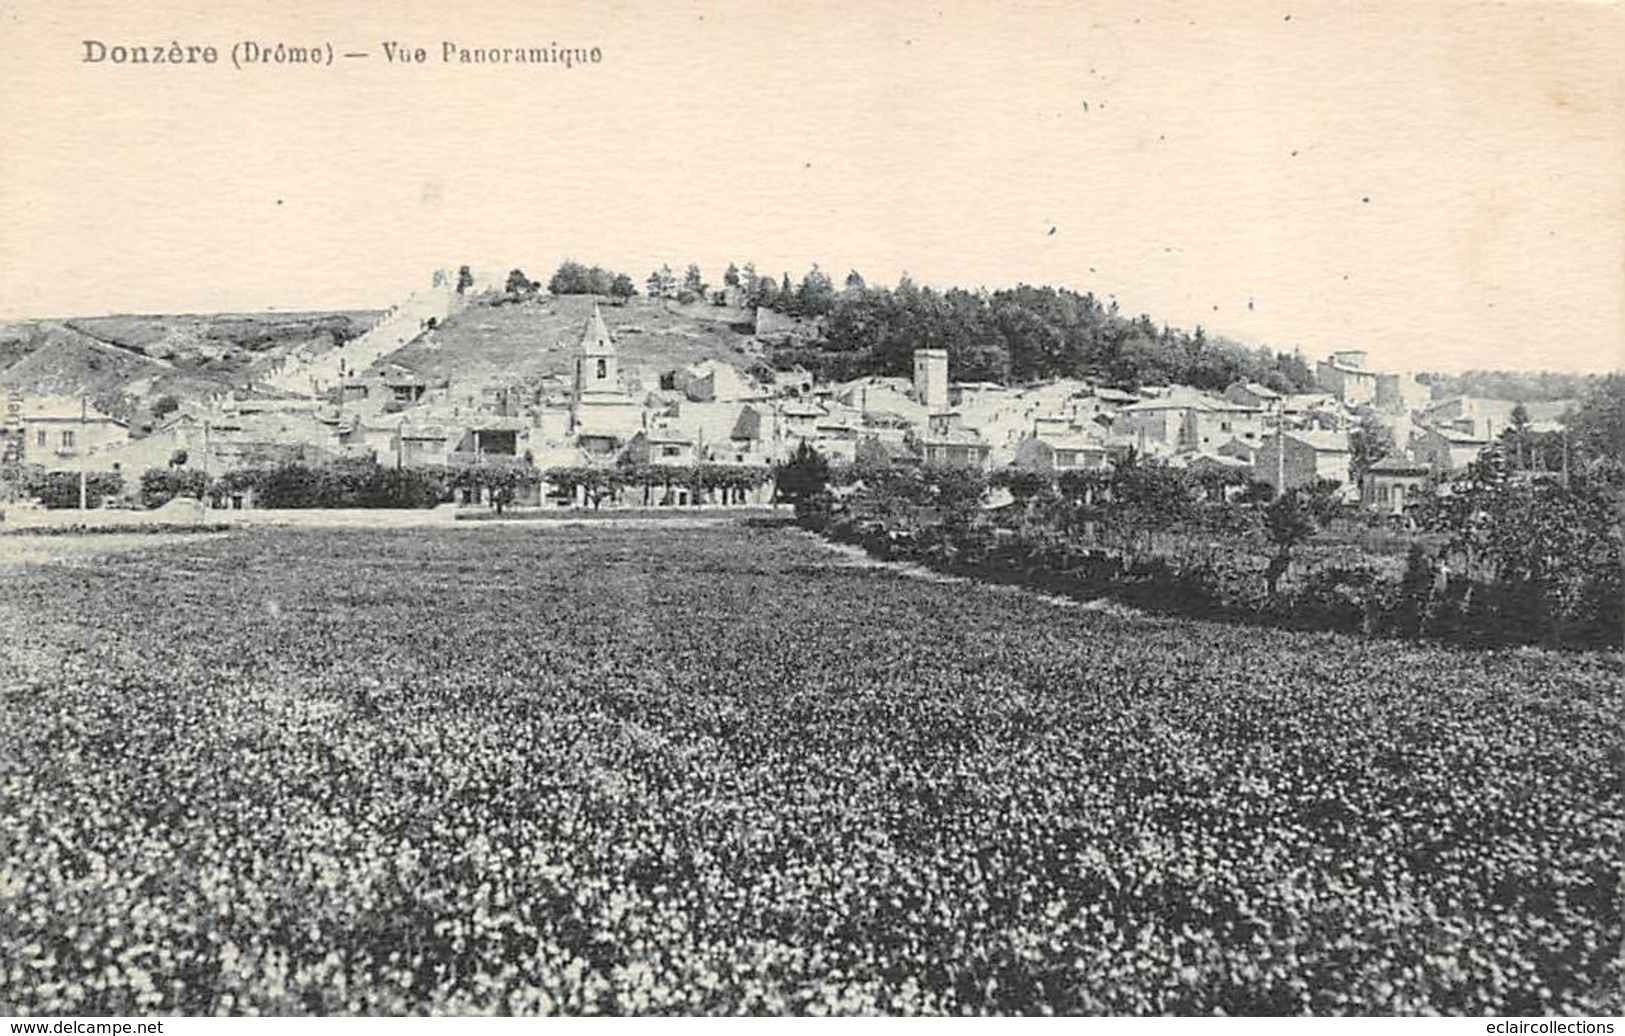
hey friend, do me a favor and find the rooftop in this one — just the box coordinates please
[1369,454,1432,473]
[1035,434,1107,452]
[925,427,989,447]
[1283,430,1352,453]
[18,396,126,425]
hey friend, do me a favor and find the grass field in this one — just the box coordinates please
[0,525,1619,1015]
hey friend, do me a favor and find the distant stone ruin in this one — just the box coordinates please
[259,268,486,397]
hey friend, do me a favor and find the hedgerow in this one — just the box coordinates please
[813,459,1622,650]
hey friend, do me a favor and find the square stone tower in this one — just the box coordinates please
[913,348,949,411]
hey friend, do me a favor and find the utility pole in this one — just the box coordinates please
[1561,427,1571,489]
[1272,409,1287,499]
[78,395,88,511]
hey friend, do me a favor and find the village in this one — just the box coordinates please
[0,268,1578,516]
[5,0,1622,1016]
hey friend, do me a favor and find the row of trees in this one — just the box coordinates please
[779,439,1622,648]
[544,261,638,302]
[543,463,773,509]
[14,470,128,509]
[98,460,778,513]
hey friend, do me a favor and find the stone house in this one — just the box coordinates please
[922,414,992,469]
[1410,424,1490,472]
[1315,350,1380,407]
[1223,381,1283,414]
[1013,434,1110,474]
[1361,455,1433,514]
[16,397,129,471]
[1181,401,1264,453]
[1255,430,1354,497]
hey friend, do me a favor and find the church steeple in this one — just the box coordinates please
[567,302,644,444]
[575,303,620,394]
[580,303,615,356]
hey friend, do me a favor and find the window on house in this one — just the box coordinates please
[596,359,607,380]
[36,429,46,447]
[661,445,682,457]
[60,430,76,449]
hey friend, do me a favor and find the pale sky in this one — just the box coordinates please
[1,0,1621,372]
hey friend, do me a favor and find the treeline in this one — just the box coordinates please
[1419,369,1604,404]
[576,256,1319,391]
[16,470,127,509]
[540,464,773,509]
[12,462,518,511]
[776,279,1318,391]
[60,460,776,511]
[539,260,637,302]
[780,446,1622,650]
[1477,375,1625,469]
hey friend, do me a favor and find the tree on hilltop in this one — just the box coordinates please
[646,264,677,302]
[548,260,630,297]
[798,265,835,317]
[505,268,540,297]
[682,264,708,299]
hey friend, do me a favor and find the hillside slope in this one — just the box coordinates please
[0,322,173,405]
[0,311,380,420]
[70,312,375,363]
[381,294,763,389]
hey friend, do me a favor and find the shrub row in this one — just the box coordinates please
[810,491,1622,651]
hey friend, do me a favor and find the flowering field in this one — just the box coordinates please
[0,525,1619,1015]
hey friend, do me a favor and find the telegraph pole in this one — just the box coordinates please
[1561,427,1571,489]
[78,395,88,511]
[1272,408,1286,499]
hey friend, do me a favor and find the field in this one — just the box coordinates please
[0,524,1619,1015]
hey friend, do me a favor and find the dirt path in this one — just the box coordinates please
[0,532,226,571]
[805,533,1151,620]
